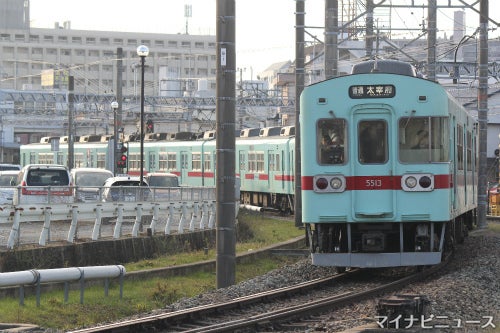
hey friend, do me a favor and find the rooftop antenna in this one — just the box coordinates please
[184,3,192,35]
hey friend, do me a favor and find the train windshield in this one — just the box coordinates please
[317,119,346,165]
[398,117,449,163]
[358,120,388,164]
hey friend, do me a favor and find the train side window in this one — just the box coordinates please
[316,118,346,165]
[398,116,449,163]
[358,120,387,164]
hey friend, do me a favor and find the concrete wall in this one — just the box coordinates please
[0,230,216,272]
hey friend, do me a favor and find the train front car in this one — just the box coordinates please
[300,61,477,268]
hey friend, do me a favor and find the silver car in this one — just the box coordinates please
[102,176,150,202]
[0,170,20,204]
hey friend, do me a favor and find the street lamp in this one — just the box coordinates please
[137,45,149,187]
[111,101,119,175]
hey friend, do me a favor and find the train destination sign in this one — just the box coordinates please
[349,84,396,99]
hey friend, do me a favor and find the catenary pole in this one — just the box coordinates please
[325,0,338,79]
[477,0,489,229]
[295,0,305,228]
[216,0,236,288]
[427,0,437,81]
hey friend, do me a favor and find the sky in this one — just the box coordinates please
[28,0,500,79]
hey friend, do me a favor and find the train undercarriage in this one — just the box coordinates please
[240,191,294,214]
[306,210,476,268]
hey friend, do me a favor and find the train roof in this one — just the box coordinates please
[351,60,417,77]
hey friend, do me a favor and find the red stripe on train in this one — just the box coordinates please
[302,174,452,191]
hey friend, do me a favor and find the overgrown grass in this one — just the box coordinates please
[0,212,303,330]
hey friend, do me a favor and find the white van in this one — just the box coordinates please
[71,168,114,202]
[14,164,73,204]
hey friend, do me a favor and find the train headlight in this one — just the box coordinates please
[330,177,343,189]
[401,174,434,192]
[313,175,346,193]
[405,176,418,188]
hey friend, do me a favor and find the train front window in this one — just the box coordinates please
[317,119,346,165]
[398,116,449,163]
[358,120,387,164]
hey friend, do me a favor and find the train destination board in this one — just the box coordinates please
[349,84,396,99]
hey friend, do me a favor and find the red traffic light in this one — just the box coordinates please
[117,154,127,168]
[146,119,154,133]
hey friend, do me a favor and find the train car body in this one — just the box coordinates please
[19,131,296,212]
[300,61,477,268]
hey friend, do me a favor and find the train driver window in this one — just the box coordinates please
[317,119,346,165]
[358,120,387,164]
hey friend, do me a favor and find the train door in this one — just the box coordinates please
[148,151,156,172]
[180,151,189,185]
[268,150,276,193]
[352,110,394,218]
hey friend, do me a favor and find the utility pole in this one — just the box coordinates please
[115,47,123,175]
[295,0,305,228]
[68,76,74,170]
[477,0,489,228]
[215,0,236,289]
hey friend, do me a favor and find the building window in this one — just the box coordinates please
[113,38,123,45]
[29,35,40,42]
[195,42,204,48]
[86,37,96,44]
[181,41,191,48]
[58,36,68,43]
[72,37,82,44]
[44,35,54,42]
[168,41,178,47]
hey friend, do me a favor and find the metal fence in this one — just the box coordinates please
[0,186,230,249]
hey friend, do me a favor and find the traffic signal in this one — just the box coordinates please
[146,119,154,133]
[117,154,127,169]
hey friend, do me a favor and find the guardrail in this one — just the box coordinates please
[0,265,125,306]
[0,200,220,249]
[0,185,241,249]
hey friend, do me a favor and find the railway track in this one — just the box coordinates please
[68,253,451,333]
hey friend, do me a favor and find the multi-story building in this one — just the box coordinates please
[0,24,217,97]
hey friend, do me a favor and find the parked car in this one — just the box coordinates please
[71,167,113,202]
[0,170,21,204]
[13,164,73,204]
[0,163,21,171]
[145,172,182,201]
[101,176,150,202]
